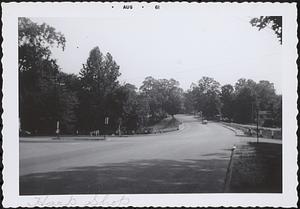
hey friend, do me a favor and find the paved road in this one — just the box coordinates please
[20,114,243,195]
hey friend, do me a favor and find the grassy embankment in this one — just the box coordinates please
[147,116,182,134]
[229,142,282,193]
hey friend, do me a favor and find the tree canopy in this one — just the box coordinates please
[250,16,282,44]
[140,77,183,122]
[18,17,76,134]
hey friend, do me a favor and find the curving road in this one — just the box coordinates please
[20,114,243,195]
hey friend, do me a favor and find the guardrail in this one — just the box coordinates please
[222,122,282,139]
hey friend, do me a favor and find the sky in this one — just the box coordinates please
[32,13,282,94]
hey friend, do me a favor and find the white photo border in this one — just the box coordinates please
[1,2,298,207]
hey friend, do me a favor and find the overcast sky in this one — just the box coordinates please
[32,14,282,93]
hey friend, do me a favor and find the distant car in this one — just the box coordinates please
[202,120,208,124]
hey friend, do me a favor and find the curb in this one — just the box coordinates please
[221,124,245,136]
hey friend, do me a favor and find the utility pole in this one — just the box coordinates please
[251,102,254,124]
[256,108,259,143]
[54,75,64,139]
[55,75,60,139]
[255,95,259,144]
[118,117,122,136]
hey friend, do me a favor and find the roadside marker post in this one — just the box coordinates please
[56,121,60,139]
[104,117,109,140]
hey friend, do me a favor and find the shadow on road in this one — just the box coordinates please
[20,159,229,195]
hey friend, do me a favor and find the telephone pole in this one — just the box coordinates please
[256,108,259,143]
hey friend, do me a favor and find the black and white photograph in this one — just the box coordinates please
[2,2,298,208]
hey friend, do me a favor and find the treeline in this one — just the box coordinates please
[184,77,282,127]
[19,18,282,135]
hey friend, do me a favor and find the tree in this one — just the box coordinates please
[113,83,151,133]
[140,77,183,122]
[233,78,257,124]
[117,84,139,131]
[255,80,278,127]
[192,77,221,119]
[250,16,282,44]
[161,79,183,117]
[18,18,67,134]
[220,84,234,120]
[19,18,65,73]
[272,95,282,127]
[234,78,256,93]
[232,78,280,126]
[140,76,166,122]
[78,46,121,133]
[135,94,151,128]
[183,90,196,114]
[255,80,276,110]
[55,72,80,133]
[233,87,255,124]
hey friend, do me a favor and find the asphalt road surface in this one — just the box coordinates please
[20,114,244,195]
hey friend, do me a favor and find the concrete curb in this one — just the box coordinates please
[20,123,185,142]
[221,124,245,136]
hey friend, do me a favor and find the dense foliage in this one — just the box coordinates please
[184,77,282,127]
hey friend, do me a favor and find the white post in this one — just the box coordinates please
[19,117,21,132]
[56,121,60,139]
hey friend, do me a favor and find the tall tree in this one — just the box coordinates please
[233,87,255,124]
[113,83,150,133]
[233,78,279,126]
[255,80,277,110]
[140,76,165,122]
[55,72,80,133]
[193,76,221,118]
[255,80,278,127]
[18,18,67,134]
[78,46,121,133]
[140,77,183,122]
[233,78,257,124]
[220,84,234,120]
[161,79,183,117]
[183,90,196,114]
